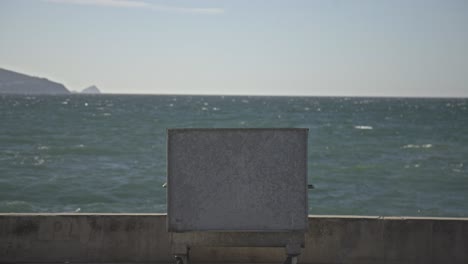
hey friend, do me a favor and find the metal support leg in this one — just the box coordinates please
[172,244,190,264]
[174,254,189,264]
[284,243,301,264]
[283,255,299,264]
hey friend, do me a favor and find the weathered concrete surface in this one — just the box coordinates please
[167,128,308,232]
[1,214,468,264]
[0,214,172,263]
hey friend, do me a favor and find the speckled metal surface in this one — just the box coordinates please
[167,128,308,232]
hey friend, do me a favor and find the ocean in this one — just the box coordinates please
[1,94,467,217]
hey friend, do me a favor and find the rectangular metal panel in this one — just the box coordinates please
[167,128,308,232]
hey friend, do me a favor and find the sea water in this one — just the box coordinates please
[1,94,467,216]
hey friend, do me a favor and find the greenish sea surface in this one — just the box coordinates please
[1,94,467,216]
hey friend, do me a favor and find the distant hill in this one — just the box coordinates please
[0,68,70,95]
[81,85,101,94]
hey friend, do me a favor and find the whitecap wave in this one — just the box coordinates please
[354,125,373,130]
[402,144,432,149]
[33,156,45,166]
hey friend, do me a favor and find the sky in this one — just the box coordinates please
[1,0,468,97]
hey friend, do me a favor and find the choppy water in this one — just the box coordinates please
[1,94,467,216]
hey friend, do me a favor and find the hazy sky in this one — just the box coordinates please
[1,0,467,97]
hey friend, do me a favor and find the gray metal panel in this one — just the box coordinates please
[167,128,308,232]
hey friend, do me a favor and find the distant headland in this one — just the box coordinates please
[0,68,70,94]
[0,68,101,95]
[81,85,101,94]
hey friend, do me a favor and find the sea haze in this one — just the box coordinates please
[1,94,467,216]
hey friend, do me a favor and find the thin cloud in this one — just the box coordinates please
[149,5,224,15]
[45,0,149,8]
[43,0,224,14]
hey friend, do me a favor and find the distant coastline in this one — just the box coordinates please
[0,68,70,95]
[0,68,101,95]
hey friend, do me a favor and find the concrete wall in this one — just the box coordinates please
[1,214,467,264]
